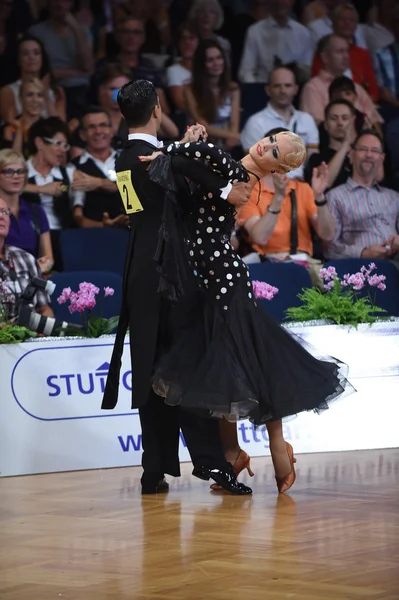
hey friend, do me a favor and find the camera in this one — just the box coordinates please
[16,276,82,337]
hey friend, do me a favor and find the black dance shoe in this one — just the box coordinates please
[192,465,253,495]
[141,476,170,495]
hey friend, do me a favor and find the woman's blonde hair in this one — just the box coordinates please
[276,131,306,174]
[189,0,224,31]
[19,76,44,97]
[0,149,28,186]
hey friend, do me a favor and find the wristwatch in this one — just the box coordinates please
[315,196,327,207]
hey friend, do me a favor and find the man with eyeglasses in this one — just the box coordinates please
[23,117,84,271]
[0,197,54,321]
[71,106,128,229]
[324,129,399,265]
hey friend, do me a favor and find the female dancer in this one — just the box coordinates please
[140,132,350,493]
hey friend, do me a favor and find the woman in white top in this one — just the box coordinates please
[166,22,199,111]
[0,34,66,125]
[188,0,231,62]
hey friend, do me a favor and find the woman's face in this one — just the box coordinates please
[205,46,224,77]
[19,40,43,75]
[196,2,218,33]
[41,132,69,167]
[179,29,199,59]
[21,83,44,117]
[0,161,26,195]
[248,133,298,175]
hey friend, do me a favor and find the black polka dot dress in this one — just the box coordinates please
[150,141,351,424]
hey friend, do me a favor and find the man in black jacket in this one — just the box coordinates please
[102,79,252,495]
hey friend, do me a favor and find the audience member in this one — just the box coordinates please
[0,0,38,87]
[23,117,83,271]
[238,127,335,278]
[373,2,399,109]
[305,99,355,189]
[0,149,53,271]
[300,35,383,129]
[71,106,127,229]
[324,129,399,265]
[238,0,313,84]
[185,40,241,151]
[166,23,199,112]
[308,0,367,48]
[188,0,231,61]
[30,0,94,119]
[240,66,319,179]
[361,0,395,54]
[311,4,380,102]
[0,196,54,320]
[72,0,107,60]
[113,0,171,54]
[0,35,66,124]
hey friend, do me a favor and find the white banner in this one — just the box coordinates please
[1,322,398,477]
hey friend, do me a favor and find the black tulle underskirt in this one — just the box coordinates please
[151,288,353,425]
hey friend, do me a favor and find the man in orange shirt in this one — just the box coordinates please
[238,129,335,267]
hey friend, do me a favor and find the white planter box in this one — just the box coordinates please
[1,322,398,477]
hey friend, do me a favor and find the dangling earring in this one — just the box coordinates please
[271,169,276,173]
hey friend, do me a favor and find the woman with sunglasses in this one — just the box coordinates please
[0,148,53,273]
[23,117,83,271]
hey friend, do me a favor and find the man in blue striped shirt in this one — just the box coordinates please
[324,129,399,265]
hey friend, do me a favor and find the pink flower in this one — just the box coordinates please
[377,283,386,291]
[104,287,114,297]
[79,282,99,296]
[57,287,72,304]
[324,280,335,290]
[366,274,386,288]
[252,280,279,300]
[347,272,366,291]
[320,266,337,281]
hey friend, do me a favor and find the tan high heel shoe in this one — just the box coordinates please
[275,442,297,494]
[210,450,254,491]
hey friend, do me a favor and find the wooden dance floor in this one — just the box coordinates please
[1,448,398,600]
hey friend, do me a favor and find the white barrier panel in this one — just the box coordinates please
[0,322,398,477]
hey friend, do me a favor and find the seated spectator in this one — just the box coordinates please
[324,129,399,265]
[90,16,170,115]
[185,40,241,152]
[238,127,335,279]
[30,0,94,119]
[300,35,383,130]
[360,0,395,54]
[112,0,171,54]
[23,117,83,271]
[0,149,53,272]
[311,4,380,102]
[0,0,37,87]
[166,23,199,112]
[305,99,355,190]
[0,35,66,125]
[302,0,330,25]
[71,106,128,229]
[72,0,107,60]
[2,78,45,158]
[328,76,369,130]
[239,0,313,85]
[373,3,399,109]
[0,196,54,321]
[240,66,319,179]
[307,0,367,48]
[188,0,231,61]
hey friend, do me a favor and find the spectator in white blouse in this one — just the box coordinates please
[166,23,199,112]
[238,0,313,84]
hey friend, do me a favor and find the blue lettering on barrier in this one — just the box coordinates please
[47,375,61,397]
[118,431,187,452]
[46,363,132,398]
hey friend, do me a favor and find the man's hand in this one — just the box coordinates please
[343,117,357,145]
[361,245,391,259]
[272,173,288,199]
[227,181,252,207]
[138,151,163,163]
[102,212,129,228]
[40,181,65,196]
[311,162,329,200]
[384,235,399,253]
[72,171,101,192]
[180,123,208,144]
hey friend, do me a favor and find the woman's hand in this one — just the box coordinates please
[38,256,54,273]
[138,151,164,163]
[180,123,208,144]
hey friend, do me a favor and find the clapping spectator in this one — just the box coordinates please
[185,40,241,152]
[0,149,53,272]
[30,0,94,119]
[0,35,66,125]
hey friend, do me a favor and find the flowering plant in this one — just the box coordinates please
[57,282,119,338]
[252,280,279,300]
[0,278,37,343]
[285,263,387,326]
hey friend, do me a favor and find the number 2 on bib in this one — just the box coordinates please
[116,170,143,214]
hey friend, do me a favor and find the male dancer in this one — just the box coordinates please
[102,80,252,495]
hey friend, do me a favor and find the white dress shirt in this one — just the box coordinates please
[27,159,84,230]
[238,17,313,84]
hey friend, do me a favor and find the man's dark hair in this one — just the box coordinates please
[317,33,335,56]
[28,117,70,154]
[265,127,289,137]
[80,105,111,128]
[329,75,356,100]
[324,98,356,120]
[117,79,158,128]
[351,128,385,152]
